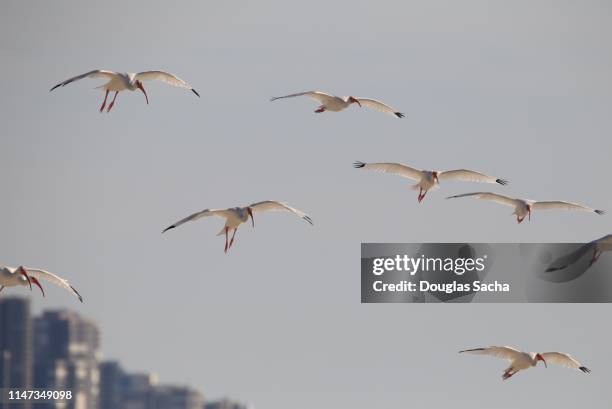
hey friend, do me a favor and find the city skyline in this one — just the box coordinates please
[0,297,249,409]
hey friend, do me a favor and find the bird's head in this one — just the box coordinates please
[347,96,361,107]
[535,353,547,368]
[136,80,149,104]
[247,207,255,227]
[432,171,440,184]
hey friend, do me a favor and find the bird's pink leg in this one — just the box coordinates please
[30,276,45,297]
[229,228,238,249]
[99,90,110,113]
[517,215,524,224]
[417,188,423,202]
[224,227,229,254]
[315,106,326,113]
[107,91,119,112]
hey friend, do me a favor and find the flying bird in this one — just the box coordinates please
[460,346,590,380]
[446,192,604,223]
[162,201,313,253]
[271,91,404,118]
[546,234,612,273]
[354,161,508,202]
[0,265,83,302]
[50,70,200,112]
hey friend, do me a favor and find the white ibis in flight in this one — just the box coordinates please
[271,91,404,118]
[50,70,200,112]
[446,192,604,223]
[460,346,591,380]
[546,234,612,272]
[0,265,83,302]
[162,201,313,253]
[354,161,508,202]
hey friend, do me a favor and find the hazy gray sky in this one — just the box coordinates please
[1,0,611,407]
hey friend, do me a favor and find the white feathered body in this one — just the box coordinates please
[321,96,351,111]
[0,266,28,287]
[412,171,439,192]
[98,73,139,92]
[216,208,250,235]
[507,352,539,372]
[513,200,531,219]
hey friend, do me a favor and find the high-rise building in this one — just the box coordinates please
[0,297,33,409]
[34,310,101,409]
[99,361,158,409]
[204,399,249,409]
[122,373,157,409]
[150,385,203,409]
[99,361,124,409]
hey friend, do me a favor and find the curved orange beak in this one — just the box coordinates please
[528,206,532,221]
[137,81,149,104]
[18,266,32,290]
[248,207,255,227]
[349,96,361,107]
[536,354,547,368]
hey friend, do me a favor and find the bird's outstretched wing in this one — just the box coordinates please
[135,71,200,96]
[531,201,604,215]
[162,209,234,233]
[270,91,338,104]
[438,169,508,185]
[24,268,83,302]
[459,346,523,362]
[354,98,404,118]
[50,70,118,91]
[446,192,519,208]
[248,201,313,225]
[545,243,596,272]
[353,161,422,181]
[540,352,591,373]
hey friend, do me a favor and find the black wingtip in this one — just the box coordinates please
[49,84,61,92]
[191,89,200,97]
[458,348,485,353]
[353,161,366,168]
[579,366,591,373]
[595,209,605,215]
[162,225,176,234]
[70,285,83,303]
[395,112,405,118]
[496,179,509,185]
[304,216,314,226]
